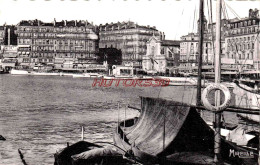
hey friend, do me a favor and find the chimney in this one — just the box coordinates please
[8,28,10,46]
[38,20,40,26]
[64,20,67,26]
[75,20,77,26]
[54,18,56,26]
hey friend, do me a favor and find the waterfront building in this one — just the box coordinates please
[179,9,260,75]
[223,8,260,72]
[142,36,180,74]
[179,33,199,71]
[0,45,18,71]
[0,25,18,71]
[179,18,227,69]
[98,21,164,69]
[0,26,4,46]
[204,19,228,64]
[16,19,99,69]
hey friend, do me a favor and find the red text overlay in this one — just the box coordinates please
[92,78,170,87]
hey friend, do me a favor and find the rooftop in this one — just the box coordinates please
[161,40,181,46]
[99,21,158,31]
[17,19,95,28]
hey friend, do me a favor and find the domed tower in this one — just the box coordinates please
[197,15,208,33]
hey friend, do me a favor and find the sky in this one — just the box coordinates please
[0,0,259,40]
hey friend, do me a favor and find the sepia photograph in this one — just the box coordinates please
[0,0,259,164]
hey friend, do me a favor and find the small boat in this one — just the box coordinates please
[54,141,101,165]
[10,69,30,75]
[31,71,60,76]
[155,76,208,86]
[103,75,135,80]
[59,72,80,77]
[54,141,134,165]
[72,73,103,78]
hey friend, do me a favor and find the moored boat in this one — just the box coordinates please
[10,69,30,75]
[155,76,208,86]
[31,71,60,76]
[72,73,103,78]
[113,97,258,164]
[233,80,260,123]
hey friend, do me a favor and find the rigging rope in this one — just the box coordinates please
[174,8,185,40]
[224,1,241,20]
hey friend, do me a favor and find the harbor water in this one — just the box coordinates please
[0,75,238,165]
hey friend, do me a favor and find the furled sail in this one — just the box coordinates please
[116,97,215,156]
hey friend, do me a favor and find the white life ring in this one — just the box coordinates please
[202,83,231,111]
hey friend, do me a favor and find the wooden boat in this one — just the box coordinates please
[72,73,103,78]
[113,97,258,164]
[71,146,134,165]
[54,141,101,165]
[31,71,60,76]
[54,141,135,165]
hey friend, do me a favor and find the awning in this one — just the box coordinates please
[18,45,30,48]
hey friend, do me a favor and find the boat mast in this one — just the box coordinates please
[196,0,204,106]
[214,0,222,163]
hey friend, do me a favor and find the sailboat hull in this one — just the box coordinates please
[113,97,258,164]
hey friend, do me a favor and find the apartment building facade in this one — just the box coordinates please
[223,8,260,72]
[17,19,98,69]
[98,21,164,68]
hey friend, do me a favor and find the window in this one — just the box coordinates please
[168,51,173,58]
[160,48,164,54]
